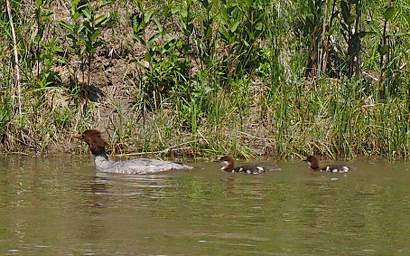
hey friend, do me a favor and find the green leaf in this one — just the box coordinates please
[82,9,92,20]
[153,17,163,34]
[78,24,86,33]
[144,51,152,63]
[230,18,241,33]
[73,12,80,21]
[35,0,43,7]
[99,0,113,9]
[70,0,80,15]
[145,10,154,24]
[255,22,263,31]
[180,6,188,19]
[383,7,396,21]
[147,33,160,47]
[95,15,111,27]
[60,21,74,31]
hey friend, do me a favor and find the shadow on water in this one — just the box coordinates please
[0,156,410,255]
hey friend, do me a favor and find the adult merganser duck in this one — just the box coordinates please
[78,129,193,174]
[303,155,350,173]
[217,155,281,175]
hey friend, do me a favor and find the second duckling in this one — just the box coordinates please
[303,155,350,173]
[217,155,280,175]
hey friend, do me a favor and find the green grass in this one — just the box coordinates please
[0,0,409,160]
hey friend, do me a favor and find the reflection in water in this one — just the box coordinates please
[0,157,410,255]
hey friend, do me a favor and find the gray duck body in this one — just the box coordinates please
[79,129,192,175]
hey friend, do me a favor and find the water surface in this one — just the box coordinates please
[0,156,410,255]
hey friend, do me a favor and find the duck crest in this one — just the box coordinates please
[218,155,235,172]
[81,129,108,159]
[304,155,320,170]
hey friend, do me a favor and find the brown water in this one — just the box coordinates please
[1,156,410,256]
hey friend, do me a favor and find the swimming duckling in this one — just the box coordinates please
[217,155,280,175]
[303,155,350,173]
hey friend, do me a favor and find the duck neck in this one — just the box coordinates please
[222,161,234,172]
[94,152,113,171]
[310,161,320,170]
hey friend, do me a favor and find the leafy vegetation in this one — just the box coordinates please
[0,0,409,159]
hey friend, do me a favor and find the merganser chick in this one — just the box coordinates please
[78,129,193,174]
[217,155,280,175]
[303,155,350,173]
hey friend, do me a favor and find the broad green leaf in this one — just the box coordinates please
[73,12,80,20]
[82,9,92,20]
[35,0,43,7]
[230,18,241,32]
[180,5,188,19]
[70,0,80,15]
[255,22,263,31]
[383,7,396,21]
[145,10,154,24]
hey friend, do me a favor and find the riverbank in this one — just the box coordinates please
[0,1,409,159]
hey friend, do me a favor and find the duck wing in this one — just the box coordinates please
[104,158,192,174]
[233,164,280,174]
[320,165,350,173]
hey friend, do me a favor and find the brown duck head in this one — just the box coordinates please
[217,155,235,172]
[303,155,320,170]
[78,129,108,158]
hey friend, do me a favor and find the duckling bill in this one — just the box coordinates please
[303,155,350,173]
[217,155,280,175]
